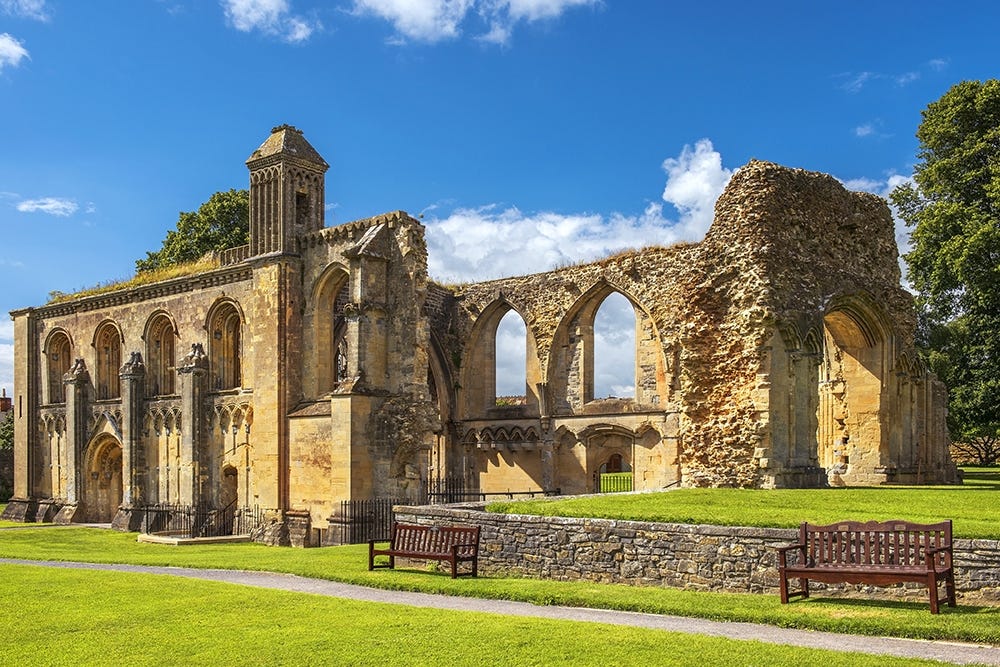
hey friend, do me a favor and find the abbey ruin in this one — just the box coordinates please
[2,126,959,540]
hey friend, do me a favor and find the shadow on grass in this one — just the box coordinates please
[800,596,1000,616]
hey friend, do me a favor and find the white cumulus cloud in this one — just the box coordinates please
[0,33,29,71]
[222,0,318,42]
[352,0,473,42]
[425,139,731,284]
[353,0,596,44]
[16,197,78,216]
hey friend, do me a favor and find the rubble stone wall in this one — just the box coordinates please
[397,504,1000,603]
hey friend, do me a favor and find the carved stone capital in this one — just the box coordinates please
[177,342,208,373]
[63,358,90,385]
[119,351,146,378]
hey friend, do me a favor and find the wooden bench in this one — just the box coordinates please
[777,519,956,613]
[368,523,480,578]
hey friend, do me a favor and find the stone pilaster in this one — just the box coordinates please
[118,352,147,507]
[62,358,91,505]
[177,343,208,506]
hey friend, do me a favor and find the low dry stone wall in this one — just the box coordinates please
[396,505,1000,604]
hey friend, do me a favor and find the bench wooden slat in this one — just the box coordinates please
[369,522,480,578]
[778,519,955,614]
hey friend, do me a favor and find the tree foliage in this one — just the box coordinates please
[890,80,1000,461]
[0,411,12,451]
[136,189,249,272]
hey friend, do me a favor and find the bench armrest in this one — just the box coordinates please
[776,543,806,568]
[925,544,953,570]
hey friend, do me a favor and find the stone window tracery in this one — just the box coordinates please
[145,313,176,397]
[94,322,122,400]
[46,331,72,404]
[209,303,242,391]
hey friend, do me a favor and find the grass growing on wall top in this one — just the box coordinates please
[486,468,1000,540]
[46,256,221,303]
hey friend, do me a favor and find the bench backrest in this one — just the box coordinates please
[800,519,951,568]
[391,523,480,555]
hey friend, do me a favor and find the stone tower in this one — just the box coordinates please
[246,124,329,257]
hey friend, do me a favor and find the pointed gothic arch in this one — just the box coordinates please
[459,298,542,418]
[817,294,893,480]
[548,281,667,413]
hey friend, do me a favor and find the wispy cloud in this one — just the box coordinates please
[854,124,875,138]
[840,172,916,283]
[222,0,319,43]
[0,32,29,72]
[840,58,947,94]
[0,258,25,268]
[424,138,731,283]
[0,0,49,21]
[352,0,597,45]
[16,197,78,216]
[840,71,876,93]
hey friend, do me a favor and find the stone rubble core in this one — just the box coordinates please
[1,126,958,539]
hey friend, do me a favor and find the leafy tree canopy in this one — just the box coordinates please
[891,80,1000,463]
[136,189,249,272]
[0,411,12,451]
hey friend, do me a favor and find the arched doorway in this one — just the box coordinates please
[817,301,887,484]
[84,437,123,523]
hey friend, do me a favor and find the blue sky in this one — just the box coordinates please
[1,0,999,398]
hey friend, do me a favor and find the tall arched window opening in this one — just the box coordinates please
[146,314,176,397]
[46,331,72,404]
[209,303,242,391]
[94,322,122,400]
[495,310,527,405]
[593,292,636,399]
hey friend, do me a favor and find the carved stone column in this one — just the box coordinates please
[118,352,146,510]
[62,359,91,506]
[177,343,208,506]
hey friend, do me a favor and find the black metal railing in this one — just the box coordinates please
[327,498,403,545]
[425,476,560,504]
[137,503,267,538]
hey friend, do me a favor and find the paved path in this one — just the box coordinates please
[3,558,998,665]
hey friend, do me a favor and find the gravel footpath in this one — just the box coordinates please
[3,557,998,665]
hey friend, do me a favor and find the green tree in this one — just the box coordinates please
[136,189,249,272]
[0,411,12,451]
[891,80,1000,464]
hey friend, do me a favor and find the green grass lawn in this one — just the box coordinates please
[2,527,998,646]
[0,564,940,667]
[487,468,1000,540]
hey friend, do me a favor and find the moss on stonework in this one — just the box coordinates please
[47,256,221,304]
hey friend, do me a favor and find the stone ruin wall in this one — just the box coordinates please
[432,161,953,488]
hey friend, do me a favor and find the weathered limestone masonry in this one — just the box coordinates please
[2,126,958,544]
[430,161,957,493]
[2,126,434,541]
[398,505,1000,603]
